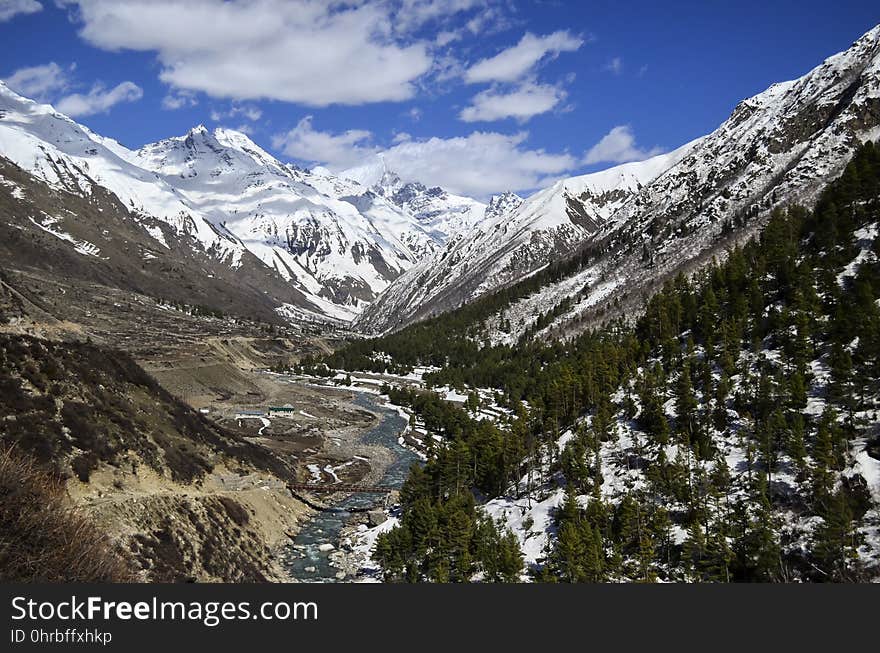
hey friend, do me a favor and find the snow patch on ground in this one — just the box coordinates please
[0,175,24,200]
[29,215,102,257]
[483,488,564,568]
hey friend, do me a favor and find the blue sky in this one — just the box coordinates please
[1,0,878,198]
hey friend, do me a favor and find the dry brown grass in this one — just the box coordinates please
[0,446,135,582]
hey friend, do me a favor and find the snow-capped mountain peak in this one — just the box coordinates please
[131,126,448,320]
[0,84,447,323]
[340,156,487,242]
[485,192,524,220]
[135,125,289,180]
[340,153,393,189]
[0,80,235,254]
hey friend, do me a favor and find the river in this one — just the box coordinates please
[280,392,418,582]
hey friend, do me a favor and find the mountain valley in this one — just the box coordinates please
[2,22,880,584]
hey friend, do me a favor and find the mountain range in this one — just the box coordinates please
[0,88,474,323]
[2,25,880,335]
[359,24,880,335]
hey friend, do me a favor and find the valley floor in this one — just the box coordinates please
[114,359,416,581]
[0,266,416,581]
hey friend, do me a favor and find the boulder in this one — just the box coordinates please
[368,509,387,527]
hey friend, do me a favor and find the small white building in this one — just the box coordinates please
[269,404,296,418]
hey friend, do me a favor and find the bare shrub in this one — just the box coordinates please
[0,446,135,582]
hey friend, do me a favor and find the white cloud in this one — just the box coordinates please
[238,105,262,122]
[464,30,584,84]
[276,118,577,198]
[603,57,623,75]
[55,81,143,117]
[395,0,485,33]
[464,6,505,35]
[435,30,460,46]
[4,61,142,118]
[427,2,508,43]
[375,131,577,198]
[582,125,663,165]
[0,0,42,22]
[60,0,466,107]
[272,116,378,170]
[210,104,263,122]
[161,90,197,110]
[3,62,72,99]
[229,123,255,136]
[431,52,466,83]
[460,81,566,123]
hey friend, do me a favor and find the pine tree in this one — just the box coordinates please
[828,343,854,412]
[787,413,809,481]
[675,362,699,442]
[749,474,781,581]
[553,520,586,582]
[639,386,670,445]
[710,455,732,528]
[810,413,837,509]
[443,499,474,582]
[704,518,733,582]
[636,525,656,582]
[650,506,674,572]
[682,521,706,580]
[476,517,523,583]
[494,527,525,582]
[560,438,591,491]
[813,488,860,581]
[787,369,808,410]
[713,374,731,431]
[613,493,639,556]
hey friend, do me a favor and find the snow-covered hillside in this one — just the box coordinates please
[359,24,880,335]
[0,82,458,322]
[356,140,699,332]
[343,158,486,241]
[339,141,880,581]
[134,126,439,320]
[0,81,237,257]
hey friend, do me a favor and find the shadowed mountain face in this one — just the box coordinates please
[357,26,880,335]
[0,155,313,324]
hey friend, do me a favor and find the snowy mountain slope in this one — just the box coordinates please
[0,81,450,322]
[134,126,439,319]
[0,81,237,256]
[0,153,317,324]
[0,81,329,319]
[291,164,442,261]
[357,141,698,332]
[342,158,487,241]
[342,142,880,582]
[358,24,880,335]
